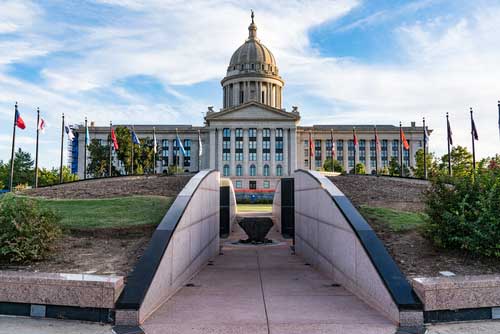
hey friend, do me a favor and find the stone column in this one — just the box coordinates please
[270,128,276,176]
[343,139,349,170]
[257,128,263,176]
[365,140,371,173]
[230,128,235,176]
[243,128,249,176]
[321,138,326,168]
[168,138,174,167]
[283,128,288,176]
[217,128,223,171]
[209,129,216,169]
[290,128,297,173]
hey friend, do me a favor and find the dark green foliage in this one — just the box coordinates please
[355,163,366,174]
[0,149,34,189]
[114,126,156,175]
[38,166,78,186]
[424,168,500,257]
[323,158,344,172]
[0,195,62,263]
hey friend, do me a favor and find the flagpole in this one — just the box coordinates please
[308,131,312,170]
[59,113,65,184]
[470,108,476,171]
[109,121,113,177]
[9,102,18,191]
[446,113,451,176]
[423,117,427,180]
[330,129,334,172]
[198,129,201,172]
[35,107,40,188]
[131,126,135,175]
[84,117,88,180]
[498,101,500,140]
[399,122,403,177]
[153,126,156,175]
[374,126,378,176]
[353,127,357,175]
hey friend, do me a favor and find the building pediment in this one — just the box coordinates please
[205,101,300,122]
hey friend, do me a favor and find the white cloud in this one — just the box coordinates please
[0,0,499,168]
[0,0,40,33]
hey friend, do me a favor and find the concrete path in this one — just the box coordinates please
[0,316,111,334]
[142,223,397,334]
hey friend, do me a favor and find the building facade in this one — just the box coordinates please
[71,14,429,191]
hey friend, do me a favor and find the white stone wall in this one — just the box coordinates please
[294,170,401,324]
[138,171,220,324]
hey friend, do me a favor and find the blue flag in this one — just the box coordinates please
[132,130,140,145]
[85,125,90,146]
[176,134,186,155]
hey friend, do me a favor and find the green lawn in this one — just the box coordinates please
[358,205,427,232]
[35,196,174,229]
[237,204,273,213]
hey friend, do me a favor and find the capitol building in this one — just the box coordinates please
[71,14,428,192]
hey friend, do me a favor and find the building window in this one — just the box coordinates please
[249,128,257,161]
[276,128,283,162]
[240,91,244,103]
[370,140,377,159]
[183,139,191,167]
[235,180,242,189]
[223,128,230,161]
[161,139,169,166]
[263,180,270,189]
[250,164,256,176]
[249,181,257,189]
[381,140,388,167]
[235,128,243,137]
[263,128,270,162]
[223,164,230,177]
[392,140,399,158]
[263,164,270,176]
[315,140,321,165]
[326,139,332,159]
[336,139,343,163]
[276,165,283,176]
[236,164,243,176]
[359,139,365,165]
[235,153,243,161]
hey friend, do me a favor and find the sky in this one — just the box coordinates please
[0,0,499,168]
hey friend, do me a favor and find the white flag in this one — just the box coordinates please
[153,130,157,154]
[65,125,75,141]
[38,118,46,134]
[198,131,202,156]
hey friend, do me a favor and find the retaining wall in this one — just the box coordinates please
[114,170,220,326]
[294,170,422,326]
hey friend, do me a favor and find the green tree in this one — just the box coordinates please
[114,127,155,175]
[323,158,344,172]
[355,163,366,174]
[412,148,435,179]
[439,145,473,178]
[87,139,118,177]
[380,166,389,175]
[388,157,400,176]
[1,149,34,189]
[38,166,78,187]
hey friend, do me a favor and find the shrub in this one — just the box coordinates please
[423,169,500,257]
[0,195,62,263]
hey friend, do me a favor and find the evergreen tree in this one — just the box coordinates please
[323,157,344,172]
[388,157,400,176]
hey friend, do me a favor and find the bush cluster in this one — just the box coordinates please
[423,169,500,257]
[0,195,62,263]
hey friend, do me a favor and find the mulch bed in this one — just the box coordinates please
[0,226,155,276]
[21,174,192,199]
[329,175,500,278]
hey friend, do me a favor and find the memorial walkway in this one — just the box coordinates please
[141,221,396,334]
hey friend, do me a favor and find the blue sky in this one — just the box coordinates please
[0,0,499,168]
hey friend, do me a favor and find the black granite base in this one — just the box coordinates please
[424,307,492,323]
[238,217,273,244]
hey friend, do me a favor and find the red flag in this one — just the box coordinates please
[309,131,314,157]
[15,108,26,130]
[400,128,409,150]
[111,128,119,150]
[353,128,358,146]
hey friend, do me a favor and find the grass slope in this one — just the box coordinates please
[36,196,174,229]
[237,204,273,213]
[358,205,427,232]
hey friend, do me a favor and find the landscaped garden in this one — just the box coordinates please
[0,175,191,276]
[330,154,500,278]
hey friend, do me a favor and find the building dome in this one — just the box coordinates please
[222,11,284,110]
[225,11,281,79]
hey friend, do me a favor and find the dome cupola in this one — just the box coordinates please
[221,11,284,110]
